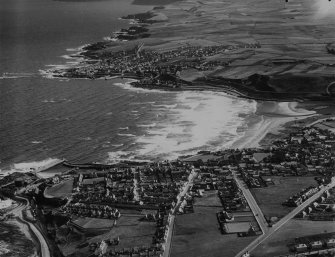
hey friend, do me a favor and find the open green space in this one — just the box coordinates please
[72,217,115,229]
[44,179,73,198]
[88,215,156,250]
[251,176,318,220]
[252,219,335,257]
[170,205,257,257]
[193,191,222,207]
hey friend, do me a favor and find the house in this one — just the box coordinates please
[310,240,323,250]
[326,238,335,248]
[295,243,308,253]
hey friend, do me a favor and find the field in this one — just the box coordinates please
[121,0,335,97]
[88,215,156,250]
[44,179,73,198]
[193,191,221,207]
[58,215,156,256]
[72,217,115,229]
[252,219,335,257]
[251,176,318,220]
[315,121,335,133]
[171,202,257,257]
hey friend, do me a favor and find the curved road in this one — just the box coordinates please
[10,196,51,257]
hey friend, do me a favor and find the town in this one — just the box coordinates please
[2,119,335,257]
[54,42,260,91]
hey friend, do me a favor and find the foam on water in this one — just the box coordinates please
[114,80,171,94]
[1,158,62,176]
[107,151,151,164]
[107,90,256,162]
[135,91,256,159]
[111,144,124,147]
[137,123,157,128]
[0,72,36,79]
[117,133,136,137]
[66,44,90,52]
[40,45,86,79]
[31,141,43,144]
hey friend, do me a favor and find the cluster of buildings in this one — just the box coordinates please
[56,162,193,216]
[87,237,164,257]
[297,189,335,221]
[237,126,335,189]
[70,169,135,209]
[191,165,247,212]
[283,186,320,207]
[59,42,260,88]
[293,237,335,254]
[19,121,335,257]
[64,204,121,220]
[95,245,164,257]
[137,162,192,209]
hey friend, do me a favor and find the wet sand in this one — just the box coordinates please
[231,102,317,149]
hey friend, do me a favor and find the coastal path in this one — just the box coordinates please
[235,178,335,257]
[9,195,51,257]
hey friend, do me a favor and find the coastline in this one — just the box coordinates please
[0,219,37,257]
[40,0,335,102]
[231,101,318,149]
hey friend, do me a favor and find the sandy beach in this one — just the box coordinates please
[231,101,317,149]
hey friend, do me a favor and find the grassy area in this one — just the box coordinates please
[193,191,222,207]
[251,176,318,220]
[88,215,156,250]
[72,217,115,229]
[171,205,257,257]
[252,219,335,257]
[44,179,73,198]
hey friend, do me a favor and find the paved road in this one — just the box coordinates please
[306,117,335,128]
[0,181,14,188]
[235,178,335,257]
[233,172,269,235]
[10,196,51,257]
[163,171,198,257]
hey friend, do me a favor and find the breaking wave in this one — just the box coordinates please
[107,90,257,162]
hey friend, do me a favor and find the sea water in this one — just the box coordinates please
[0,0,257,174]
[0,0,258,253]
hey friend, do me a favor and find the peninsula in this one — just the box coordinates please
[48,0,335,101]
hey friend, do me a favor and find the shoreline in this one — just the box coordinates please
[39,0,335,102]
[231,101,318,149]
[0,219,37,257]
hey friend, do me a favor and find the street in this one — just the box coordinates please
[233,172,269,234]
[235,178,335,257]
[163,170,198,257]
[9,196,51,257]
